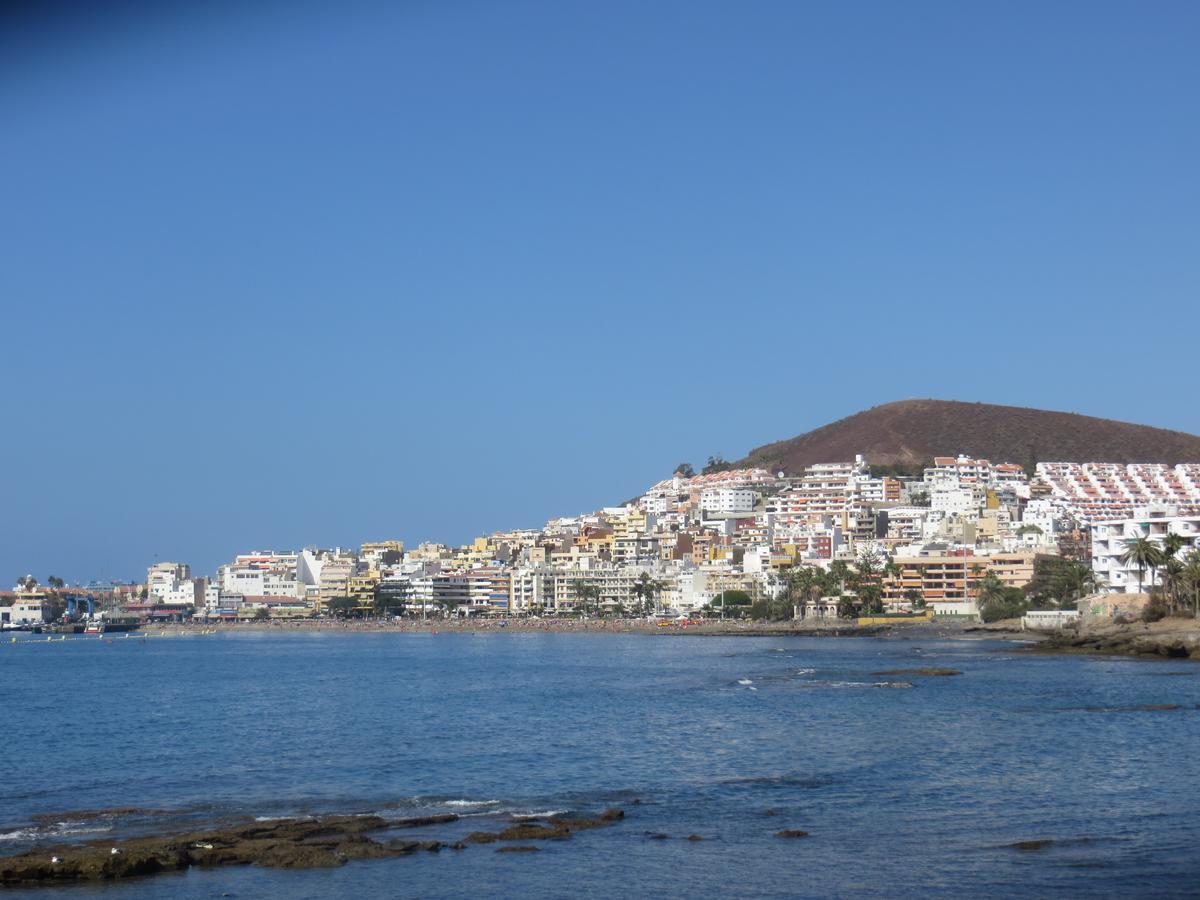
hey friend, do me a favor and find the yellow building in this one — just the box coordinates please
[882,551,1041,610]
[360,540,405,563]
[347,574,379,613]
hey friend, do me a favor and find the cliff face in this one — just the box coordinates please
[739,399,1200,473]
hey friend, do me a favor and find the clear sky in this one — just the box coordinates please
[2,0,1198,584]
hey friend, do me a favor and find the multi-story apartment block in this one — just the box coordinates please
[507,562,669,613]
[1037,463,1200,524]
[1090,507,1200,593]
[147,561,191,598]
[700,488,759,516]
[881,551,1039,615]
[360,541,404,565]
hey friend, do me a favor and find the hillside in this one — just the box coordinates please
[738,400,1200,474]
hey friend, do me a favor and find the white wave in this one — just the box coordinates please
[254,815,315,822]
[443,799,500,808]
[737,678,753,685]
[0,824,113,842]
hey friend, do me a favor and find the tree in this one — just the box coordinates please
[674,463,695,478]
[47,575,65,590]
[1159,556,1186,615]
[1162,533,1188,561]
[252,607,270,621]
[373,588,407,618]
[326,596,357,619]
[1119,536,1165,594]
[977,573,1028,623]
[631,571,664,616]
[1024,556,1096,610]
[702,455,734,475]
[571,580,601,617]
[715,590,753,619]
[784,566,824,620]
[1181,551,1200,618]
[843,550,886,617]
[976,573,1007,606]
[44,594,66,622]
[904,588,926,610]
[827,560,850,594]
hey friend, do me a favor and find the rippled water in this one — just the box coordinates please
[2,631,1198,897]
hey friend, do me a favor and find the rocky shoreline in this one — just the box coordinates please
[1032,620,1200,661]
[0,808,631,887]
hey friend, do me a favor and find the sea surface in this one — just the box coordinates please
[2,630,1199,898]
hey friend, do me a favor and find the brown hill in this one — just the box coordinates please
[739,400,1200,474]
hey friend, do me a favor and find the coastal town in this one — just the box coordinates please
[6,454,1200,632]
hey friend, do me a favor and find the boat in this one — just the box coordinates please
[82,616,141,635]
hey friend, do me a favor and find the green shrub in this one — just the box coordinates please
[1142,598,1168,623]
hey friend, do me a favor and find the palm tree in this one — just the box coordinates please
[1061,562,1097,606]
[1119,536,1166,595]
[631,571,664,616]
[1181,551,1200,618]
[1160,557,1186,614]
[1162,533,1188,561]
[571,580,601,617]
[787,566,822,620]
[976,573,1007,607]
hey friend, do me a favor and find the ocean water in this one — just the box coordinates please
[2,630,1198,898]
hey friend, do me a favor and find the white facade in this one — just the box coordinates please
[220,567,300,599]
[157,579,202,607]
[1037,462,1200,523]
[2,600,49,626]
[930,484,986,516]
[701,488,759,515]
[147,562,191,599]
[1091,509,1200,593]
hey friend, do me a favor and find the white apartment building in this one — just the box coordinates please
[881,507,932,543]
[1037,462,1200,523]
[220,567,301,599]
[218,550,303,600]
[930,484,987,516]
[1091,507,1200,593]
[508,562,673,613]
[147,562,191,599]
[156,579,203,607]
[701,488,759,516]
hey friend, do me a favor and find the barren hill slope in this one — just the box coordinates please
[739,400,1200,474]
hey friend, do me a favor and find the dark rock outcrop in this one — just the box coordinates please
[391,814,459,828]
[0,807,631,886]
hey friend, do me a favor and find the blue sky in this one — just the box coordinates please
[2,0,1198,583]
